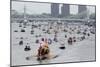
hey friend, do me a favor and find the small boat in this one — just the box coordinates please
[26,46,59,61]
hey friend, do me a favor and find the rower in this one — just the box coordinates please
[19,40,23,45]
[24,43,31,51]
[68,37,73,45]
[37,38,50,60]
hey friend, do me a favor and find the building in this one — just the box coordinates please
[51,3,59,17]
[78,5,87,13]
[61,4,70,17]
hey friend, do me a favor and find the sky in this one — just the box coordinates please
[12,1,51,14]
[12,1,95,15]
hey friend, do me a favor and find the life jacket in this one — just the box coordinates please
[38,45,49,56]
[42,46,49,55]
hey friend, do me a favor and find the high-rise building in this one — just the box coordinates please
[78,5,87,13]
[51,3,59,17]
[61,4,70,17]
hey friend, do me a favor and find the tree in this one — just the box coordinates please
[89,13,96,19]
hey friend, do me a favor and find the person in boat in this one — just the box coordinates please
[37,38,50,60]
[73,37,76,42]
[68,37,73,45]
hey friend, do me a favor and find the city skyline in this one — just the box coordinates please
[12,1,95,15]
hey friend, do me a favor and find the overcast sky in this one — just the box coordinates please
[12,1,95,15]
